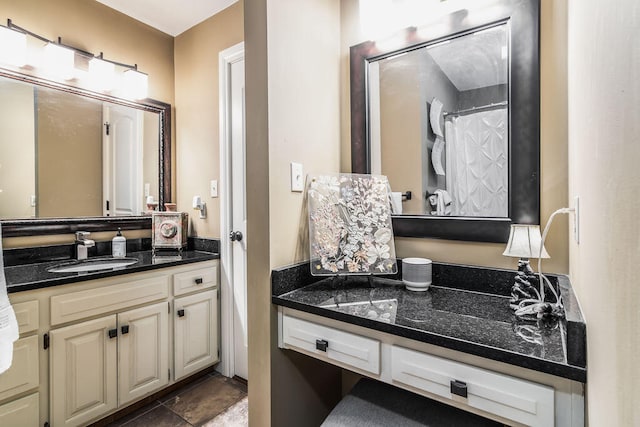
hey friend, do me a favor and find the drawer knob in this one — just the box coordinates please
[316,339,328,352]
[121,325,129,335]
[108,328,118,339]
[195,277,203,284]
[177,309,185,317]
[450,380,468,398]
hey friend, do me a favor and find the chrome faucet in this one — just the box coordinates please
[75,231,95,260]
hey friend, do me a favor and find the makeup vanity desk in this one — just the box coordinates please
[272,262,586,427]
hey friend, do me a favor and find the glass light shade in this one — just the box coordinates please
[89,57,116,91]
[122,68,148,100]
[44,43,75,80]
[0,26,27,67]
[502,224,550,259]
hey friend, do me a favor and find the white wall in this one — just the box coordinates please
[568,0,640,424]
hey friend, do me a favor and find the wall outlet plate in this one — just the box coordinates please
[291,162,304,192]
[210,180,218,198]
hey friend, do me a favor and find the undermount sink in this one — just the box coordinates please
[48,257,139,273]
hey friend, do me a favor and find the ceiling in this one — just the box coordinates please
[95,0,238,36]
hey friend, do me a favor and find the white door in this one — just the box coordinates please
[220,42,248,381]
[103,104,143,216]
[230,55,248,380]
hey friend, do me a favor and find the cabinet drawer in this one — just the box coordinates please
[391,346,554,426]
[173,265,218,296]
[0,336,39,401]
[51,275,169,325]
[0,392,39,426]
[282,315,380,375]
[12,300,39,335]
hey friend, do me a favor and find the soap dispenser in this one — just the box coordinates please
[112,228,127,258]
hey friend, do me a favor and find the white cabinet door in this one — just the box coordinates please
[0,392,39,427]
[118,302,169,406]
[50,315,117,427]
[174,290,218,380]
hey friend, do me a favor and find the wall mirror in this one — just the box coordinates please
[0,69,171,237]
[351,0,539,243]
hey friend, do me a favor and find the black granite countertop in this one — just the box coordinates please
[4,238,219,293]
[272,261,587,383]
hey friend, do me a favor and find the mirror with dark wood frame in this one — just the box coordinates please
[350,0,540,243]
[0,68,171,237]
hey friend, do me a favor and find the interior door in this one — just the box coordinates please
[103,104,143,216]
[230,57,248,380]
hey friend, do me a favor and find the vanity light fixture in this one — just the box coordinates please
[44,41,75,80]
[1,18,149,97]
[89,53,117,91]
[122,66,148,100]
[0,23,26,67]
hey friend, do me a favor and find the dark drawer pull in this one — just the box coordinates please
[121,325,129,335]
[450,380,468,398]
[177,309,185,317]
[195,277,203,284]
[316,339,328,352]
[108,328,118,339]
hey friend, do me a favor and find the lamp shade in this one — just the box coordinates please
[502,224,549,259]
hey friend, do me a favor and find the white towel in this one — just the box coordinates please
[429,189,452,216]
[429,98,444,138]
[432,137,446,176]
[0,226,19,374]
[390,192,403,214]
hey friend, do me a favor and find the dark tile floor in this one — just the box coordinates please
[104,372,248,427]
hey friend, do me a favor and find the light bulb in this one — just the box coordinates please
[89,56,116,92]
[0,26,27,67]
[122,68,148,100]
[44,43,75,80]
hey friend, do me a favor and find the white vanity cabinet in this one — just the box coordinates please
[0,300,41,425]
[0,258,219,427]
[279,308,585,427]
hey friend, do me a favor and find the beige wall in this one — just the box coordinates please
[37,89,103,217]
[0,81,35,219]
[568,0,639,424]
[174,2,243,238]
[340,0,570,274]
[379,56,424,214]
[245,0,343,426]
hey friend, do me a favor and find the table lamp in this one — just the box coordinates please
[502,224,549,313]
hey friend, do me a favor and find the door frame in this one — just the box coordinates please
[218,41,245,378]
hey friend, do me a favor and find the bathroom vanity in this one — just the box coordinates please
[0,248,219,426]
[272,262,586,426]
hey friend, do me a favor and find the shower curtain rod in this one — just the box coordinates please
[443,101,508,118]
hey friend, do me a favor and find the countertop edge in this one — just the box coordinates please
[272,295,587,383]
[7,251,219,293]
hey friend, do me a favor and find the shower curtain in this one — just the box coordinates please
[444,108,508,217]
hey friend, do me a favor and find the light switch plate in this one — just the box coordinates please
[144,183,150,198]
[291,162,304,192]
[210,180,218,198]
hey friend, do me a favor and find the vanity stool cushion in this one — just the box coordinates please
[321,378,501,427]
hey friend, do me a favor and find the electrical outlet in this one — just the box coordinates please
[210,180,218,198]
[573,196,580,244]
[291,162,304,192]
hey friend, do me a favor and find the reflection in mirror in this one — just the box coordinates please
[0,76,159,219]
[369,23,508,217]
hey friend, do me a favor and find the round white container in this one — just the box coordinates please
[402,258,432,291]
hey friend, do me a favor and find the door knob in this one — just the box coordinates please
[229,231,243,242]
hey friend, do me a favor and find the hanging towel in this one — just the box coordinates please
[0,225,19,374]
[390,192,403,215]
[429,98,444,138]
[429,189,452,216]
[432,137,446,176]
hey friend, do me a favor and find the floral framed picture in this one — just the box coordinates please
[307,173,397,275]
